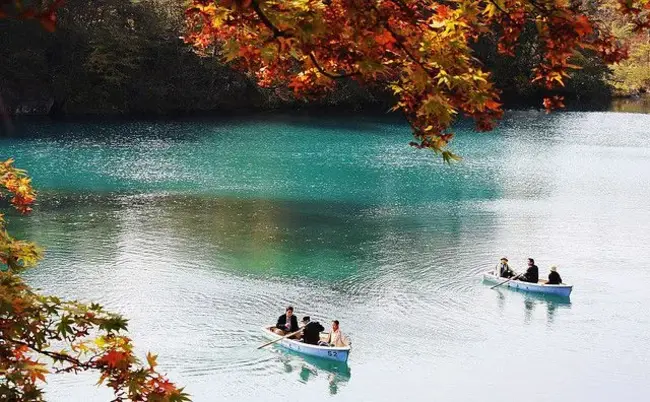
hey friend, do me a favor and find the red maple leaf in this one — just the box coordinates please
[374,30,395,47]
[574,15,593,36]
[100,350,128,368]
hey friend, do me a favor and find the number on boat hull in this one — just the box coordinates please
[328,350,338,357]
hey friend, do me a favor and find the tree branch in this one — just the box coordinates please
[308,52,360,79]
[7,337,94,369]
[488,0,516,23]
[377,18,434,78]
[250,1,359,79]
[251,0,289,38]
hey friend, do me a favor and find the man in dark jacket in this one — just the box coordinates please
[545,266,562,285]
[275,306,299,336]
[519,258,539,283]
[300,316,325,345]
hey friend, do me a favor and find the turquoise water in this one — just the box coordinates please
[3,111,650,401]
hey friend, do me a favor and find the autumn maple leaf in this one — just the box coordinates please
[374,30,396,47]
[100,350,128,368]
[574,15,593,36]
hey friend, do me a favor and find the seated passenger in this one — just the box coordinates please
[274,306,299,336]
[496,257,515,278]
[545,266,562,285]
[319,320,350,347]
[300,316,324,345]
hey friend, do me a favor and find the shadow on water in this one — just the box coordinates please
[272,347,351,395]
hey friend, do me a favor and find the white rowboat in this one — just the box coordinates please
[261,326,350,363]
[482,271,573,297]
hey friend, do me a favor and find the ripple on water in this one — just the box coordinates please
[10,113,650,401]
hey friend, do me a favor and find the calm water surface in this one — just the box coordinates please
[3,111,650,401]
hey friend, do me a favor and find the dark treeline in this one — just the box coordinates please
[0,0,614,118]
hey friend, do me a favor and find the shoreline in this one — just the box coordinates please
[3,94,649,124]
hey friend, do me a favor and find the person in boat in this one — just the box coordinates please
[495,257,515,278]
[274,306,299,336]
[319,320,350,347]
[545,266,562,285]
[300,316,325,345]
[518,258,539,283]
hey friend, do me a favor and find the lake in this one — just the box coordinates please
[3,111,650,401]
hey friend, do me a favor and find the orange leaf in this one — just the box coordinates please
[26,363,49,383]
[574,15,593,36]
[13,344,29,358]
[146,352,158,369]
[374,30,395,47]
[484,99,501,111]
[436,5,451,19]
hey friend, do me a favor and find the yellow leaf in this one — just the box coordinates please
[146,352,158,369]
[482,3,497,18]
[94,337,106,348]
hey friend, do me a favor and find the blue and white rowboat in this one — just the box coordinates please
[262,326,350,363]
[482,271,573,297]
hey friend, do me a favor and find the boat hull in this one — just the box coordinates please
[482,272,573,297]
[262,327,350,363]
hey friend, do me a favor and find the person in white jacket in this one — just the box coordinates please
[326,320,350,347]
[495,257,515,278]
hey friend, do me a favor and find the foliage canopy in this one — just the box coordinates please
[185,0,650,159]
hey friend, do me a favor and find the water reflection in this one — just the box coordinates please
[5,113,650,401]
[275,349,351,395]
[494,288,571,326]
[523,298,536,324]
[609,96,650,114]
[19,191,500,285]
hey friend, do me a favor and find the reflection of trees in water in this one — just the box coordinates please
[610,96,650,114]
[14,192,125,289]
[23,191,498,281]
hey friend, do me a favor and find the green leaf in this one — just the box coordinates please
[222,39,240,62]
[442,150,462,164]
[56,315,73,338]
[98,315,129,333]
[260,44,277,63]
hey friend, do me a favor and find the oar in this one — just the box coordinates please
[257,328,303,349]
[490,273,521,290]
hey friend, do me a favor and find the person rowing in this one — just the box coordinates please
[518,258,539,283]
